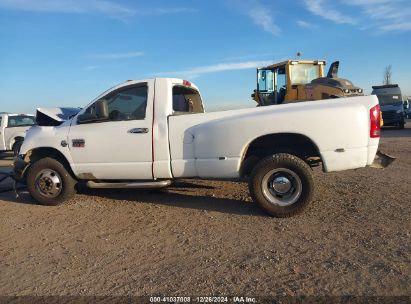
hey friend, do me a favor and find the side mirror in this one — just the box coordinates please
[77,99,109,124]
[95,99,109,119]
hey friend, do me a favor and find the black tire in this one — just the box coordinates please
[26,157,77,206]
[12,140,23,156]
[399,121,405,129]
[249,153,314,217]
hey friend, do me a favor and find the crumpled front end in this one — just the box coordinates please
[36,107,81,126]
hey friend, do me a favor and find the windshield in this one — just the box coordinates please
[376,94,402,106]
[290,64,320,85]
[7,115,36,127]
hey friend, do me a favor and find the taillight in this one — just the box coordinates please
[370,104,381,138]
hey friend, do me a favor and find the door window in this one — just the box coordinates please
[275,67,287,104]
[258,69,274,92]
[86,85,148,121]
[275,67,286,89]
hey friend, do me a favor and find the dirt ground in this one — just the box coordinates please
[0,122,410,298]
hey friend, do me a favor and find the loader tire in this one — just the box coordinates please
[249,153,314,218]
[27,157,77,206]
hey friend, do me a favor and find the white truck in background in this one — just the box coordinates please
[14,78,390,217]
[0,112,36,155]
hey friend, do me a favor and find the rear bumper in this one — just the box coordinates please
[13,155,30,181]
[321,143,392,172]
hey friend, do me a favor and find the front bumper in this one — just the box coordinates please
[13,155,30,182]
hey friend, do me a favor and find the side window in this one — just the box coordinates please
[86,85,148,121]
[275,67,286,89]
[275,67,287,104]
[6,115,35,127]
[7,118,16,127]
[172,86,204,114]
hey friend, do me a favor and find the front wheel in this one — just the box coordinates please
[27,157,77,206]
[399,121,405,129]
[249,153,314,217]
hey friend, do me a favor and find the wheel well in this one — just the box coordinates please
[11,136,24,148]
[240,133,322,177]
[25,148,76,179]
[13,136,24,143]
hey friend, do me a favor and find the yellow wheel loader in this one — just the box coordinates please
[252,60,364,106]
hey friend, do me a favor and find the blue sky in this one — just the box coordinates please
[0,0,410,113]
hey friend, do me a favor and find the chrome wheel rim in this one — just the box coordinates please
[261,168,302,206]
[35,169,63,198]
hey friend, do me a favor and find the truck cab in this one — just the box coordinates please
[71,79,204,180]
[372,84,405,129]
[18,79,206,181]
[0,112,36,154]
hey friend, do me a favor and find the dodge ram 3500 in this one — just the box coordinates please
[14,78,389,217]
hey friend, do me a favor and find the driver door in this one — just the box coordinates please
[68,81,154,180]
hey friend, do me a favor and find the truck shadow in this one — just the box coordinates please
[0,185,267,216]
[169,180,215,189]
[78,187,267,217]
[0,189,37,205]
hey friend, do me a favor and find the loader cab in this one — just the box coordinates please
[255,60,325,105]
[257,65,286,105]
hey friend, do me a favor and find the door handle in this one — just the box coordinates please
[128,128,149,134]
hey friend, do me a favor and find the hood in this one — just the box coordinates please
[36,107,82,126]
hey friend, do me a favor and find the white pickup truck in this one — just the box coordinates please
[0,112,36,155]
[14,78,386,217]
